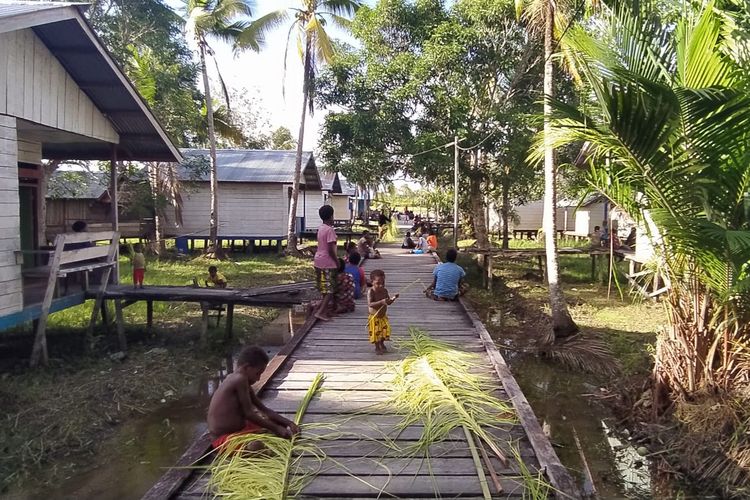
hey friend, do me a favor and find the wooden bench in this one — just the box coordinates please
[29,231,120,367]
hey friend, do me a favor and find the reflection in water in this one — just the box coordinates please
[487,309,654,499]
[12,307,305,500]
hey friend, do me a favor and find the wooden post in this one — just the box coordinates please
[146,300,154,332]
[486,255,493,292]
[86,233,120,351]
[200,304,209,346]
[110,146,119,284]
[225,303,234,341]
[101,300,110,333]
[591,254,596,281]
[114,299,126,351]
[536,254,544,278]
[30,234,66,367]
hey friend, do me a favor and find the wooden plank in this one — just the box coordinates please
[62,230,118,244]
[29,234,64,366]
[59,244,112,265]
[459,297,580,499]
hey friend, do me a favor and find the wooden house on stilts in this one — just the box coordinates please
[0,1,181,365]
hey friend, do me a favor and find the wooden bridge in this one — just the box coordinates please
[145,246,579,499]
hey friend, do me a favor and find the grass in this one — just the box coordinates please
[42,252,313,347]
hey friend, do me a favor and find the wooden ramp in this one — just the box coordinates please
[165,247,579,499]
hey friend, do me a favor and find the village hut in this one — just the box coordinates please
[0,2,180,330]
[162,149,322,247]
[321,171,355,223]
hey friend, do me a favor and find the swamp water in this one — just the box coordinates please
[489,310,654,499]
[7,308,305,500]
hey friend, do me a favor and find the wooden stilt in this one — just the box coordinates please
[114,299,126,351]
[146,300,154,332]
[536,255,544,278]
[591,254,596,281]
[30,235,65,367]
[486,256,493,291]
[200,304,209,347]
[225,303,234,342]
[101,300,111,333]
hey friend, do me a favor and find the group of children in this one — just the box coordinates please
[206,204,407,454]
[402,230,437,254]
[313,205,398,354]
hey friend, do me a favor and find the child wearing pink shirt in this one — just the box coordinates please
[313,205,338,321]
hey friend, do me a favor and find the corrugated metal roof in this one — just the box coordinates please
[179,149,322,189]
[47,170,109,200]
[0,1,180,162]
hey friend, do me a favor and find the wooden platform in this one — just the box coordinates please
[145,247,579,499]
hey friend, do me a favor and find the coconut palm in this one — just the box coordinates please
[544,1,750,400]
[515,0,580,337]
[240,0,361,256]
[184,0,254,256]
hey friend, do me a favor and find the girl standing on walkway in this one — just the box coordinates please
[367,269,399,355]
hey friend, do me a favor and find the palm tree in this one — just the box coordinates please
[515,0,579,337]
[184,0,254,256]
[544,2,750,403]
[241,0,361,256]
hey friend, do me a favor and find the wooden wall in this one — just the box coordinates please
[163,183,287,237]
[0,115,22,315]
[0,29,118,143]
[298,189,326,230]
[329,195,352,222]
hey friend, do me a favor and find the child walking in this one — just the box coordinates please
[131,243,146,289]
[367,269,399,355]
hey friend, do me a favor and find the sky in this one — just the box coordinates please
[166,0,372,152]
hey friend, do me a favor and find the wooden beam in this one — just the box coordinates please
[146,300,153,331]
[29,234,65,367]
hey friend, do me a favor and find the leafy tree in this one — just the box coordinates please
[318,0,543,250]
[268,126,297,150]
[244,0,361,255]
[183,0,254,256]
[545,1,750,410]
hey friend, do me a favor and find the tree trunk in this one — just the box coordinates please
[38,161,60,246]
[501,180,510,250]
[543,0,578,338]
[148,162,167,255]
[286,37,314,257]
[200,42,221,258]
[469,154,490,250]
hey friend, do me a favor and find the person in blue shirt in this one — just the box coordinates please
[344,252,364,299]
[426,248,467,301]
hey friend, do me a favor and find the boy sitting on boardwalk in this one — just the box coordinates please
[367,270,399,355]
[207,345,299,450]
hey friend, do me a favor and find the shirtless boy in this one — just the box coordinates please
[207,345,300,449]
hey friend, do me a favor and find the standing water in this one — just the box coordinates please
[488,310,653,499]
[10,307,306,500]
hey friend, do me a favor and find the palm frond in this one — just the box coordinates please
[236,9,290,52]
[319,0,361,17]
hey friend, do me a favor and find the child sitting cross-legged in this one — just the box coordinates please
[334,258,356,314]
[207,345,300,451]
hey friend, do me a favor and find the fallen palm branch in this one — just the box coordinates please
[510,445,553,500]
[208,373,326,499]
[386,328,516,466]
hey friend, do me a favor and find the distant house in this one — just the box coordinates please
[489,199,572,238]
[570,194,607,237]
[321,172,355,223]
[162,149,323,242]
[0,2,180,328]
[45,170,153,241]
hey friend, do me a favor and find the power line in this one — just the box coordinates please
[406,140,457,158]
[456,131,495,151]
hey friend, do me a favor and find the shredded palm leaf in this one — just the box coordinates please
[386,328,517,463]
[208,373,326,499]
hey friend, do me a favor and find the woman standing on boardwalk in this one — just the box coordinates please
[313,205,338,321]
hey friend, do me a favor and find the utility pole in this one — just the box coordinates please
[453,136,459,249]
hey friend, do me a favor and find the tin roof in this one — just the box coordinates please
[47,170,109,200]
[320,171,356,195]
[0,1,181,162]
[178,149,321,189]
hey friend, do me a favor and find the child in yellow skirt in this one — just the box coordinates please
[367,269,399,355]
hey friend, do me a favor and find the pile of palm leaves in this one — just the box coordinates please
[386,328,516,461]
[207,374,326,499]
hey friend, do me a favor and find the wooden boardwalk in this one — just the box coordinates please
[156,246,579,499]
